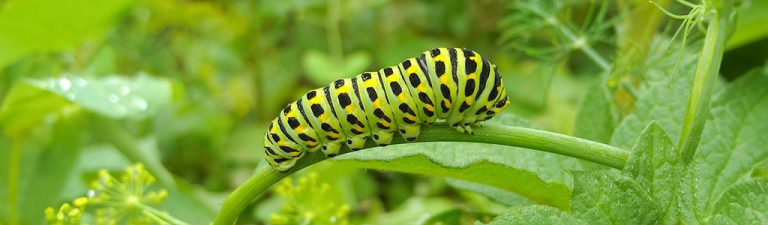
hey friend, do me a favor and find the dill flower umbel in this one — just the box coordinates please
[45,163,186,225]
[270,172,350,225]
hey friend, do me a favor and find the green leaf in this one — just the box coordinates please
[624,122,683,224]
[302,50,371,86]
[0,0,133,68]
[571,170,659,225]
[28,74,173,119]
[726,0,768,49]
[334,114,582,210]
[0,81,71,137]
[477,205,586,225]
[573,84,619,144]
[710,179,768,224]
[610,62,695,149]
[683,69,768,219]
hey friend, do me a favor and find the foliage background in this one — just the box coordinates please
[1,0,767,224]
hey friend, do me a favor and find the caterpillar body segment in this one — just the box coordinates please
[264,48,509,171]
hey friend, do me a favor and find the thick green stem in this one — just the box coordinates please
[212,123,629,225]
[678,4,732,163]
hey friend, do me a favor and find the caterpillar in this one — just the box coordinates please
[264,48,510,171]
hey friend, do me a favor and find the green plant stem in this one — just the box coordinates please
[7,137,21,225]
[678,4,732,163]
[86,114,176,188]
[212,123,629,225]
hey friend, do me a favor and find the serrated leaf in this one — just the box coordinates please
[610,67,694,149]
[624,122,683,224]
[571,170,660,225]
[477,205,586,225]
[683,70,768,220]
[27,74,173,119]
[334,114,582,210]
[710,179,768,224]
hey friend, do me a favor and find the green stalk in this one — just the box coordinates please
[678,3,732,163]
[7,137,21,225]
[212,123,629,225]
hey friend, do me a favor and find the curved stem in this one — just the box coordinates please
[212,123,629,225]
[678,4,732,164]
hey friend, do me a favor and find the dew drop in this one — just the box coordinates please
[65,93,76,100]
[87,190,95,197]
[119,86,131,96]
[132,98,148,111]
[58,78,71,91]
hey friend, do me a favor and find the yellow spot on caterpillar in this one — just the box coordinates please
[397,94,406,102]
[434,53,448,62]
[439,75,451,84]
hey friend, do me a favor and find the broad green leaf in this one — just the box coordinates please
[726,0,768,49]
[0,81,71,137]
[334,114,582,210]
[0,0,133,68]
[28,74,173,119]
[571,170,660,225]
[610,60,695,149]
[684,70,768,219]
[710,179,768,224]
[477,205,586,225]
[624,122,683,224]
[303,50,371,86]
[573,84,619,144]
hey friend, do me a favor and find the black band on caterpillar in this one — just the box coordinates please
[264,48,510,171]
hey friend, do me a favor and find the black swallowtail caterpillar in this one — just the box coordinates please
[264,48,510,171]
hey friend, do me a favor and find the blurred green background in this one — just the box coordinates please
[1,0,767,224]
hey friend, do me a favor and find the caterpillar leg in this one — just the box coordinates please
[449,122,474,134]
[399,125,420,141]
[345,136,368,150]
[321,141,344,157]
[371,130,395,146]
[265,156,298,172]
